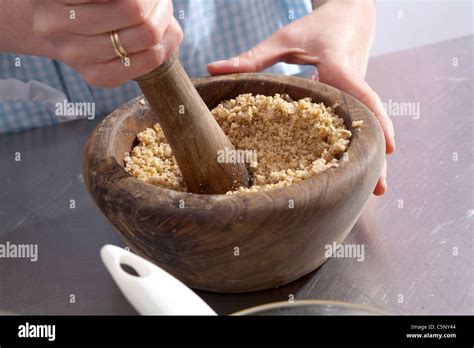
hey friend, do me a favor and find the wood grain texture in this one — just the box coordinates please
[82,73,385,293]
[135,54,249,194]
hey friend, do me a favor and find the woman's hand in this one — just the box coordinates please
[208,0,395,195]
[29,0,183,87]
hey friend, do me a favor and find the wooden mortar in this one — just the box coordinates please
[82,74,385,293]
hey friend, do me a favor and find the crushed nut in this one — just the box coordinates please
[124,94,352,194]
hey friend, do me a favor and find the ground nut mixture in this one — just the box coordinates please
[124,94,354,194]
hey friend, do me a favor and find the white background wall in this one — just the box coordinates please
[371,0,473,56]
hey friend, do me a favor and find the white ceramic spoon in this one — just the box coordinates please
[100,244,217,315]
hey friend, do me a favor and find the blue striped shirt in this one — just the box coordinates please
[0,0,312,133]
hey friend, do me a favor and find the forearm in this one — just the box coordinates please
[0,0,54,57]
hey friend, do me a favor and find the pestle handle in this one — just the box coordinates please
[135,53,250,194]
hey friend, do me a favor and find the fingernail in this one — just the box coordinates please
[378,99,396,152]
[388,121,396,152]
[209,60,228,66]
[382,168,388,189]
[388,114,395,136]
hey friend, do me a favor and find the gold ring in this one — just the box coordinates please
[110,30,128,61]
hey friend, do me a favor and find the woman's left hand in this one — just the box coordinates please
[208,0,395,195]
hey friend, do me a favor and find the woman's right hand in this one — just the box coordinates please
[29,0,183,87]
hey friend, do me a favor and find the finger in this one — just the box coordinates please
[373,158,387,196]
[356,80,396,155]
[57,0,111,4]
[55,0,173,63]
[318,65,395,154]
[79,17,182,87]
[34,0,159,36]
[71,0,159,34]
[114,0,173,53]
[208,31,311,75]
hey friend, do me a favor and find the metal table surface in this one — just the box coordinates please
[0,37,472,315]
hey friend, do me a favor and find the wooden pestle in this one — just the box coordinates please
[134,53,250,194]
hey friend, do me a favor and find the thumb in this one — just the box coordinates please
[208,33,294,75]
